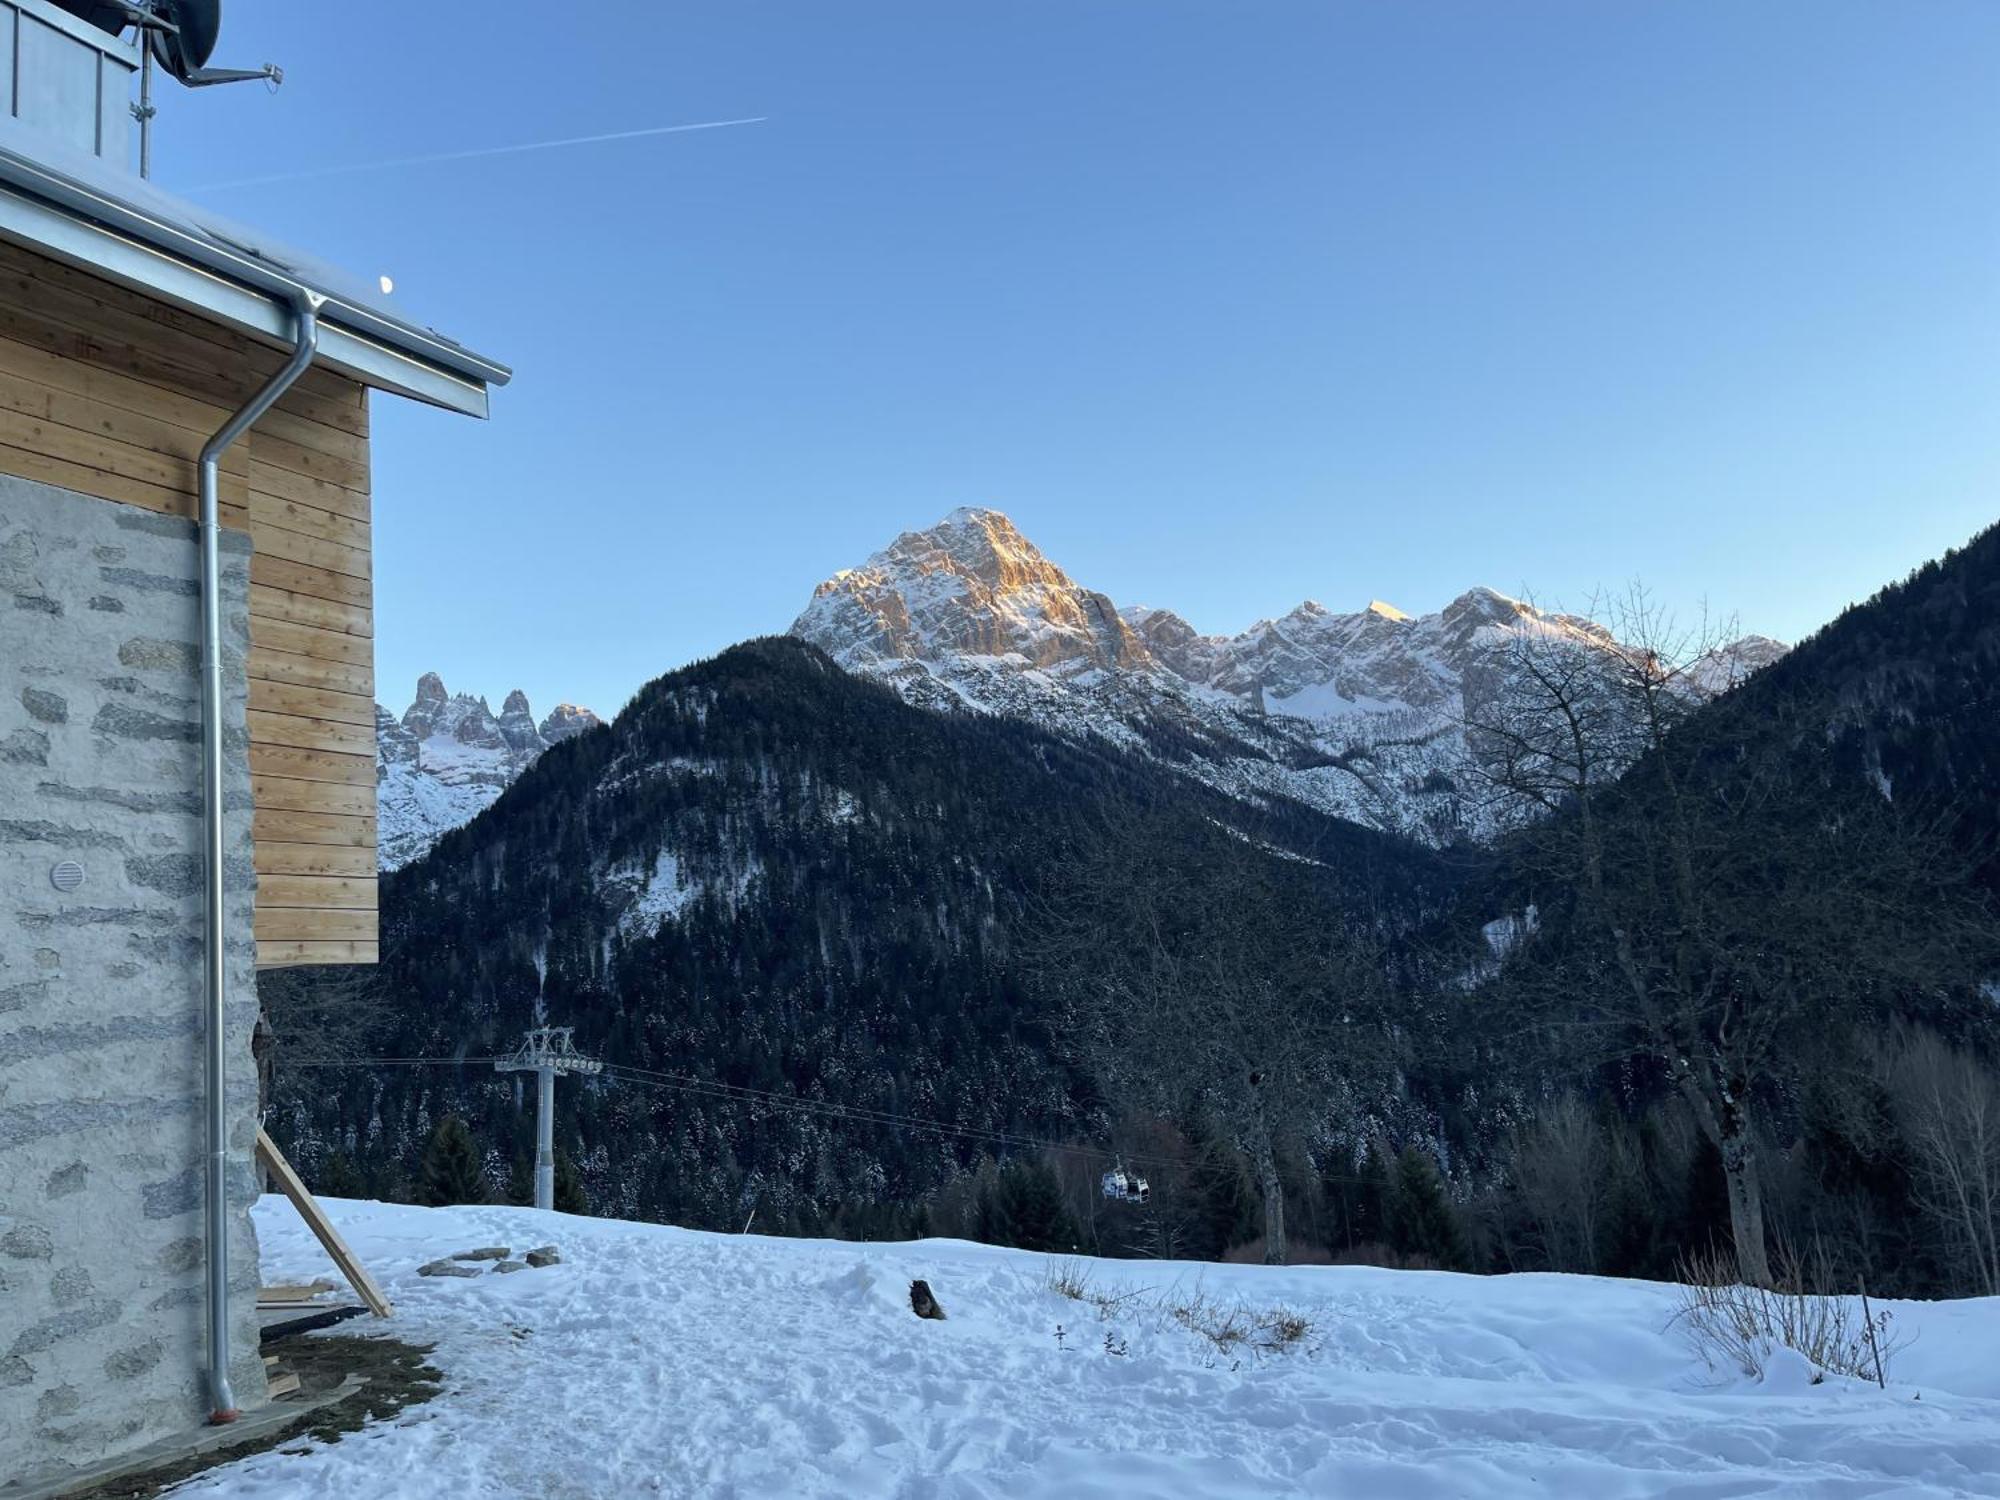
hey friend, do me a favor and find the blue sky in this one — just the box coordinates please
[160,2,1999,719]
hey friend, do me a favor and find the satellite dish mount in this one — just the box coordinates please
[113,2,283,178]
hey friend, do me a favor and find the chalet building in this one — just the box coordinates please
[0,4,508,1487]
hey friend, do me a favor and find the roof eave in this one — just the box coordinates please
[0,153,511,419]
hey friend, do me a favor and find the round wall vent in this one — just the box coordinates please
[50,861,85,893]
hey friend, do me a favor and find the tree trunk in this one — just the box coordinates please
[1720,1122,1772,1288]
[1673,1059,1771,1288]
[1255,1137,1286,1265]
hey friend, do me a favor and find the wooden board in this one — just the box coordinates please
[251,615,374,669]
[256,874,378,909]
[248,646,374,699]
[253,774,375,819]
[256,940,380,966]
[245,709,374,758]
[256,1128,393,1318]
[249,742,376,789]
[257,1280,339,1303]
[253,907,378,943]
[248,679,376,729]
[253,841,377,878]
[249,583,372,639]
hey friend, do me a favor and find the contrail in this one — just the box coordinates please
[187,116,768,192]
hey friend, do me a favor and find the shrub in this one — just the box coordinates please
[1670,1243,1905,1384]
[1164,1287,1315,1358]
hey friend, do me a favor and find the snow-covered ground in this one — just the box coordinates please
[183,1197,2000,1498]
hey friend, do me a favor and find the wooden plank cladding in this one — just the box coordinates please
[0,240,378,968]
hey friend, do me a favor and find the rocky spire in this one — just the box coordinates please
[497,688,541,753]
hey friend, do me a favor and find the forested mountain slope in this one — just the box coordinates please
[1750,520,2000,890]
[269,638,1450,1235]
[1451,521,2000,1294]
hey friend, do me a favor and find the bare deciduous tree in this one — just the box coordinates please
[1892,1030,2000,1297]
[256,962,393,1106]
[1507,1093,1613,1273]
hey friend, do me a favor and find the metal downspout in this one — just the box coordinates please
[199,290,321,1423]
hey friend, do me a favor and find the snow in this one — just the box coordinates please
[1264,682,1408,721]
[376,747,511,869]
[176,1197,2000,1499]
[1482,905,1540,959]
[614,848,696,935]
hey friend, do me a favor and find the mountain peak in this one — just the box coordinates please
[792,509,1147,673]
[789,509,1788,844]
[941,505,1009,528]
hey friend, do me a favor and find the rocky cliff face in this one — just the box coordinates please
[793,508,1787,843]
[376,673,600,869]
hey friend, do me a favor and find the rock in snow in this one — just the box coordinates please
[793,508,1789,844]
[376,674,600,870]
[173,1195,2000,1497]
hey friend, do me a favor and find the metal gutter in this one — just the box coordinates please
[0,144,510,412]
[197,289,320,1425]
[0,182,492,416]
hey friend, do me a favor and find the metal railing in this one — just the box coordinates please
[2,0,139,165]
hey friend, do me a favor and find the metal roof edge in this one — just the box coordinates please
[0,145,510,415]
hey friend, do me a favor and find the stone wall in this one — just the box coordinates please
[0,474,267,1486]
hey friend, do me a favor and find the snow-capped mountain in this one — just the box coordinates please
[376,673,600,869]
[792,508,1787,843]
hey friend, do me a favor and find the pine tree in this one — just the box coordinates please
[420,1115,490,1207]
[1331,1141,1395,1253]
[1388,1146,1468,1270]
[316,1151,364,1199]
[975,1160,1077,1252]
[1002,1160,1078,1252]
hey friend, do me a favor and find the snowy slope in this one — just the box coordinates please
[376,674,599,870]
[184,1197,2000,1499]
[793,510,1788,845]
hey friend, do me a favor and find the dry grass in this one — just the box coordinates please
[1164,1287,1316,1357]
[1045,1258,1147,1320]
[1670,1243,1906,1385]
[1045,1260,1316,1360]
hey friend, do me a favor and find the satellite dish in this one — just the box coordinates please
[149,0,223,82]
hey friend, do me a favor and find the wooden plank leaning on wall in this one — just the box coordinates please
[0,238,378,967]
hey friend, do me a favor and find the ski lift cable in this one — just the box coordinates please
[286,1056,499,1067]
[594,1061,1173,1169]
[281,1055,1398,1187]
[277,1052,1156,1166]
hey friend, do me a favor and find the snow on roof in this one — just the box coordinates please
[0,112,509,401]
